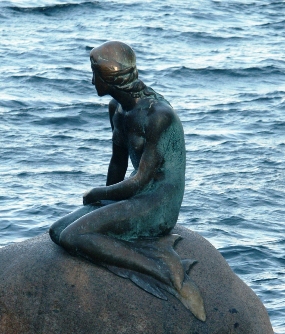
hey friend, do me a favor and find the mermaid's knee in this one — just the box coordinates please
[49,223,61,245]
[58,227,78,255]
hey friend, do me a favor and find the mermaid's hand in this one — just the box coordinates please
[83,188,101,205]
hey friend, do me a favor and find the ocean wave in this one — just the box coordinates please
[272,121,285,129]
[0,99,29,109]
[50,134,75,140]
[260,1,285,11]
[259,19,285,30]
[180,30,243,42]
[238,90,285,100]
[212,0,278,14]
[220,244,271,262]
[7,1,100,15]
[167,65,284,79]
[16,170,85,177]
[10,74,85,85]
[33,115,88,126]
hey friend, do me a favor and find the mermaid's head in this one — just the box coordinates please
[90,41,145,97]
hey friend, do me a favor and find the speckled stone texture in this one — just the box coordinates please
[0,226,273,334]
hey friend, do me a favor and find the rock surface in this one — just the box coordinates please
[0,226,273,334]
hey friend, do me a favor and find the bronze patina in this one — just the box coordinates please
[49,41,206,321]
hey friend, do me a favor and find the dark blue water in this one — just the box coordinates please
[1,0,284,331]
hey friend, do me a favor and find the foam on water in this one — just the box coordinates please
[0,0,284,331]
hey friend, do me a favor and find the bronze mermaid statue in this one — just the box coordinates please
[49,41,206,321]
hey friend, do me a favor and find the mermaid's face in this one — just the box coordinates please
[91,67,109,97]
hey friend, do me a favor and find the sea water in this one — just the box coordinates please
[0,0,284,331]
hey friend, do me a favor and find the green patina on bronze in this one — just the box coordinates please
[49,41,206,321]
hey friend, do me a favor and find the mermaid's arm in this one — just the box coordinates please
[106,142,128,186]
[83,107,172,205]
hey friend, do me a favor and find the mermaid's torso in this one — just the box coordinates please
[111,88,186,206]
